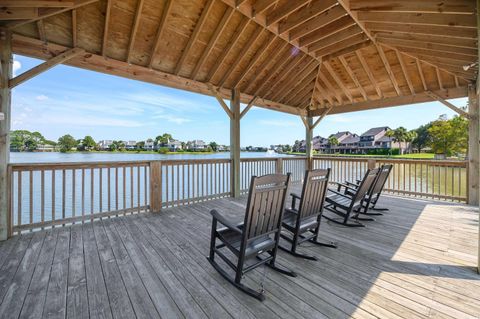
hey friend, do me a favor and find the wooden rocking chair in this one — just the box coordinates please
[323,168,379,227]
[208,173,296,301]
[280,169,337,261]
[344,164,393,216]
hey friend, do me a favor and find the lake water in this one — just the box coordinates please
[10,151,290,163]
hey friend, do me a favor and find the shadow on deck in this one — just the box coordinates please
[0,189,478,319]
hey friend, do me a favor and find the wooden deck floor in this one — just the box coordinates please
[0,192,479,319]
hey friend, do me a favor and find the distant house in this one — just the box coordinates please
[359,127,389,149]
[144,140,155,150]
[167,139,182,151]
[338,134,360,153]
[186,140,206,151]
[97,140,113,150]
[124,141,137,150]
[328,131,354,153]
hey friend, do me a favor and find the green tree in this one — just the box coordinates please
[404,130,418,154]
[135,141,145,150]
[412,124,432,153]
[155,133,172,147]
[58,134,77,153]
[328,136,339,153]
[209,141,218,152]
[82,136,96,151]
[428,115,468,156]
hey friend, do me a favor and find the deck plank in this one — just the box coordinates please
[0,195,478,319]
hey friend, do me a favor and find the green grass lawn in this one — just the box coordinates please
[287,152,436,159]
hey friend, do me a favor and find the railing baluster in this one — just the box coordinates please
[72,169,76,221]
[62,169,66,225]
[29,170,33,229]
[17,171,21,232]
[91,168,94,221]
[41,170,45,228]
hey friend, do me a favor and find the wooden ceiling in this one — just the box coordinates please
[0,0,477,116]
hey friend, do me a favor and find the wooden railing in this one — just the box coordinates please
[313,156,468,202]
[8,156,467,234]
[9,161,150,235]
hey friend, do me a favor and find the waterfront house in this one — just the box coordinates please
[97,140,113,150]
[167,139,182,151]
[144,140,155,150]
[186,140,206,151]
[124,140,137,150]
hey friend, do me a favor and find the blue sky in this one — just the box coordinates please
[12,55,466,147]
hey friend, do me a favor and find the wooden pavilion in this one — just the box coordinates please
[0,0,479,268]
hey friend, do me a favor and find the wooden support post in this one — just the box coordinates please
[230,88,241,198]
[149,161,162,212]
[0,28,12,240]
[305,117,313,170]
[468,86,479,207]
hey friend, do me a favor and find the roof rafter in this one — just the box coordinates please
[148,0,173,68]
[126,0,145,63]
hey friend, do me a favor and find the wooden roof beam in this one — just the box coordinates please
[252,0,278,16]
[375,34,477,52]
[395,50,415,94]
[349,0,475,14]
[126,0,144,64]
[1,1,75,7]
[207,18,249,81]
[320,40,371,61]
[258,53,306,97]
[148,0,173,68]
[307,24,361,53]
[278,0,337,34]
[266,0,310,27]
[315,81,335,106]
[355,50,383,98]
[240,96,258,119]
[313,33,368,58]
[175,0,215,75]
[9,47,85,88]
[318,70,343,104]
[323,61,353,103]
[365,22,477,39]
[271,58,317,102]
[299,15,355,47]
[6,0,99,29]
[207,84,233,119]
[376,44,401,96]
[71,9,77,47]
[436,67,444,90]
[191,6,234,80]
[309,87,468,115]
[310,107,332,129]
[378,38,477,59]
[241,40,287,92]
[338,56,368,100]
[253,47,295,96]
[289,5,347,42]
[36,20,46,42]
[231,34,276,88]
[283,69,318,105]
[267,55,312,100]
[356,11,476,28]
[426,90,469,117]
[218,27,263,87]
[101,0,111,56]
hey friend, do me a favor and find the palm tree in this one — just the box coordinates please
[328,136,339,154]
[386,127,408,155]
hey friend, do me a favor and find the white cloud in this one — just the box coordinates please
[40,114,145,128]
[12,60,21,76]
[326,115,354,123]
[35,94,49,101]
[258,119,298,127]
[152,113,191,124]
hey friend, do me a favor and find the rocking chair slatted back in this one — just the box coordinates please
[372,164,393,195]
[298,169,330,220]
[352,168,379,207]
[244,174,291,241]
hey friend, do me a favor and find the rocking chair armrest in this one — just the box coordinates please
[290,193,301,200]
[345,181,359,188]
[285,208,299,214]
[327,188,352,199]
[210,209,242,234]
[332,182,357,192]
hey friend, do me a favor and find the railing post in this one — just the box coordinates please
[150,161,162,212]
[276,158,283,174]
[0,28,12,241]
[367,159,377,170]
[230,88,241,198]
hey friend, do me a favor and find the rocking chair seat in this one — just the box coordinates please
[218,227,276,258]
[282,209,318,233]
[325,193,352,210]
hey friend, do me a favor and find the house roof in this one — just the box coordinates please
[378,135,394,142]
[330,131,351,139]
[4,1,473,117]
[361,126,389,137]
[341,135,360,144]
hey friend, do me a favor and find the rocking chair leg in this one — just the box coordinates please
[267,261,297,277]
[371,207,389,211]
[278,244,318,260]
[207,257,266,301]
[353,215,376,221]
